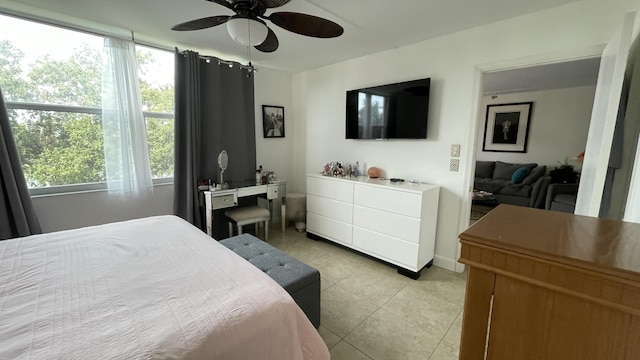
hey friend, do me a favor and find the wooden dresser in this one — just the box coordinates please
[458,204,640,360]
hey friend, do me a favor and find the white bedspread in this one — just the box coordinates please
[0,215,329,360]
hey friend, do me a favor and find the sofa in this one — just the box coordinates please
[474,161,551,208]
[545,183,578,213]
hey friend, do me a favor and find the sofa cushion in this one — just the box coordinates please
[475,161,495,179]
[493,161,537,180]
[499,183,532,197]
[474,178,506,193]
[522,166,547,185]
[511,167,530,184]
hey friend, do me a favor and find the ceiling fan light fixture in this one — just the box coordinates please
[227,16,268,46]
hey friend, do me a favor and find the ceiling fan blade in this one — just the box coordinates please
[260,0,291,9]
[205,0,234,10]
[268,12,343,38]
[172,15,230,31]
[254,27,279,52]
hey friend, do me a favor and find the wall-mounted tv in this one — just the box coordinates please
[345,77,430,139]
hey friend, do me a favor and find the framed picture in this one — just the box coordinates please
[482,102,533,153]
[262,105,285,138]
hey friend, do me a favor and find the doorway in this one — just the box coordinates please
[469,56,601,225]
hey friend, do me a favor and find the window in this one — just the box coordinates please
[0,14,174,194]
[358,92,386,139]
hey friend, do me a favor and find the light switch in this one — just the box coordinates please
[450,159,460,172]
[451,144,461,158]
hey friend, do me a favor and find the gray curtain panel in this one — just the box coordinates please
[173,50,256,233]
[0,87,42,240]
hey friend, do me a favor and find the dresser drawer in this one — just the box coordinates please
[354,184,422,218]
[307,194,353,223]
[352,227,419,270]
[307,213,353,246]
[353,205,421,243]
[307,176,354,203]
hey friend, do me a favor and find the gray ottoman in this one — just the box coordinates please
[219,234,321,328]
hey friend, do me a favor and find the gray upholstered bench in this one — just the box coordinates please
[219,234,321,328]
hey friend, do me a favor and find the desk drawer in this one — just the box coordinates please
[267,183,286,199]
[211,193,237,209]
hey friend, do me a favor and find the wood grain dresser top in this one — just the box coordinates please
[460,205,640,282]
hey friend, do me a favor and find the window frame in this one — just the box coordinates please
[6,101,174,196]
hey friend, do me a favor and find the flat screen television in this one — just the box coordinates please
[345,77,430,139]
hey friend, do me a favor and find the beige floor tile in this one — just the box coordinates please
[320,276,335,291]
[345,308,442,360]
[307,252,368,283]
[330,341,372,360]
[320,284,379,337]
[382,283,462,335]
[317,325,341,350]
[268,226,464,359]
[430,310,463,360]
[429,339,460,360]
[407,267,467,307]
[335,270,409,307]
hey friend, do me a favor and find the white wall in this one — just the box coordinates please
[254,67,295,217]
[476,86,596,171]
[32,184,174,232]
[292,0,638,271]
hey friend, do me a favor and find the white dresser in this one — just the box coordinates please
[306,173,440,279]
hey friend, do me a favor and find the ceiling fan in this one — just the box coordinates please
[171,0,344,53]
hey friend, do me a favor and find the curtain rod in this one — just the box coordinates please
[175,48,258,73]
[0,10,175,53]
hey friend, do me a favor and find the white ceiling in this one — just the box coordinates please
[2,0,584,73]
[483,57,602,95]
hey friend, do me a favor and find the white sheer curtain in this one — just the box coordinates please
[101,37,153,197]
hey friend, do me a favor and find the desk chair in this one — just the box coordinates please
[225,205,271,241]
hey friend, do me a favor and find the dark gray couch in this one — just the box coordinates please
[545,183,578,213]
[474,161,551,208]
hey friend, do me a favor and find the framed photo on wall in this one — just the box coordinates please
[262,105,285,138]
[482,102,533,153]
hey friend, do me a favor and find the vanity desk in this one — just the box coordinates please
[203,180,286,237]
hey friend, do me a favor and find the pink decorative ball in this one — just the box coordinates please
[367,167,380,178]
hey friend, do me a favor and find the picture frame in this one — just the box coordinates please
[482,102,533,153]
[262,105,285,138]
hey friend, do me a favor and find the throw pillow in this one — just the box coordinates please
[493,161,537,180]
[511,167,530,184]
[522,166,547,185]
[475,161,495,178]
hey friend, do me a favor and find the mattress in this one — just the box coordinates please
[0,215,329,360]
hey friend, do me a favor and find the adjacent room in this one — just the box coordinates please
[1,0,640,359]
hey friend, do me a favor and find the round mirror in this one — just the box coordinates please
[218,150,228,171]
[218,150,229,186]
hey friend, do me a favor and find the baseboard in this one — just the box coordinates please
[433,255,458,272]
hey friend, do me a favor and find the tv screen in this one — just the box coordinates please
[345,78,430,139]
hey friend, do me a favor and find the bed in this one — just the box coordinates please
[0,215,329,359]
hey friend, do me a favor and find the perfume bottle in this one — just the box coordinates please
[256,165,263,184]
[354,162,360,177]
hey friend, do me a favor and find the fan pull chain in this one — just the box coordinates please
[246,19,253,77]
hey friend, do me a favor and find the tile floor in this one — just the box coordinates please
[267,227,467,360]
